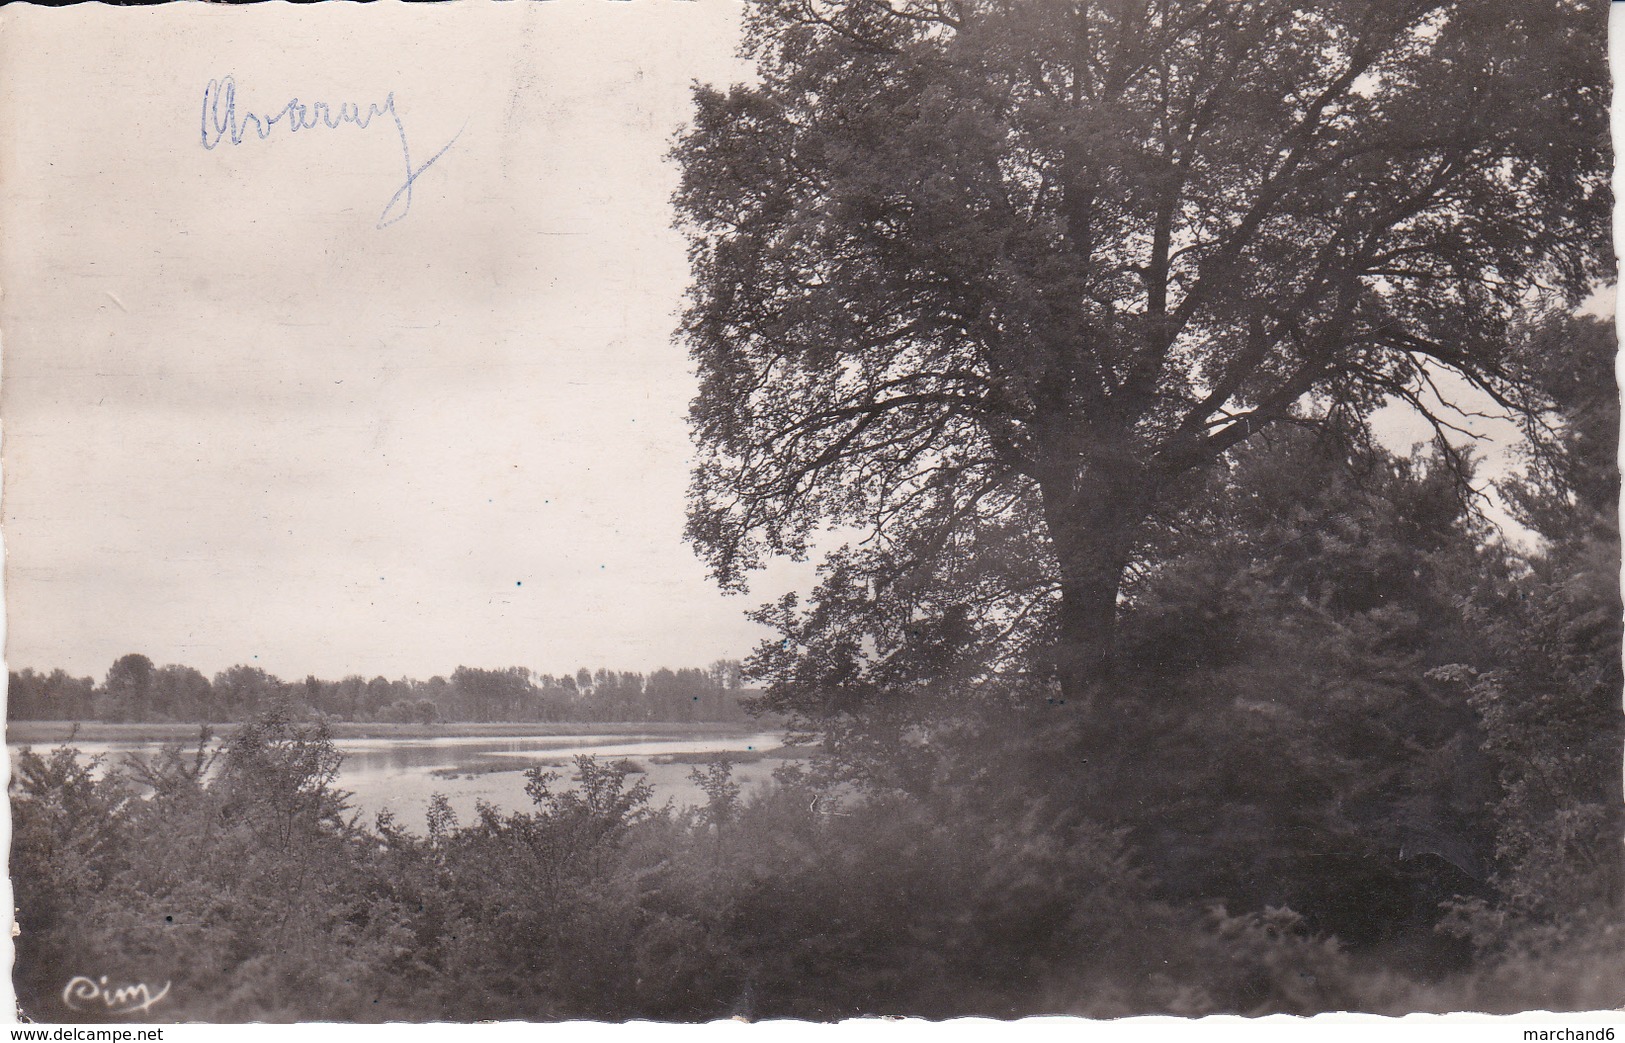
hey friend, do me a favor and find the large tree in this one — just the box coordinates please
[103,653,157,722]
[674,0,1611,708]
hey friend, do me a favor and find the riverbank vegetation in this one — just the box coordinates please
[7,661,753,726]
[13,656,1621,1023]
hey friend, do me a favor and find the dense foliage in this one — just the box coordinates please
[673,0,1612,705]
[14,680,1620,1022]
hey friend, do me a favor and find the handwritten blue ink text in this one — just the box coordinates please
[200,75,461,228]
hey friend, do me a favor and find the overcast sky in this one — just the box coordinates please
[0,0,804,682]
[0,2,1616,686]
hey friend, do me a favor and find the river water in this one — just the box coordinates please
[10,728,788,832]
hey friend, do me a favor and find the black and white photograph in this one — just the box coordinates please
[0,0,1619,1025]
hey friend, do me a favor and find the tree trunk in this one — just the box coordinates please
[1036,461,1141,710]
[1052,547,1127,705]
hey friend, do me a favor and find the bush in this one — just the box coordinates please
[12,708,1619,1021]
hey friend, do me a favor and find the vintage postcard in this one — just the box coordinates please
[1,0,1618,1026]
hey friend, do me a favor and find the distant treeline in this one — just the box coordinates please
[6,656,753,724]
